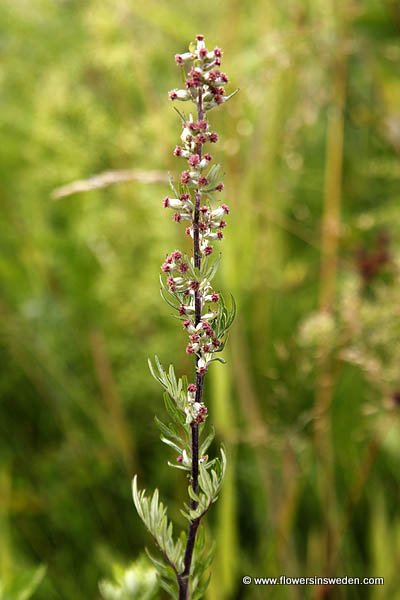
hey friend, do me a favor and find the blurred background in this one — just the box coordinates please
[1,0,400,598]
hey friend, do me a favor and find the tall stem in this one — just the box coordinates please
[179,88,206,600]
[313,45,347,588]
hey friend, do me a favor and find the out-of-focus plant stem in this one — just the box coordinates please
[207,361,237,600]
[314,40,347,582]
[0,466,11,585]
[89,328,136,473]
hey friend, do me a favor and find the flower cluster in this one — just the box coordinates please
[164,34,233,258]
[183,383,208,425]
[160,34,235,421]
[161,249,222,380]
[169,34,229,110]
[163,189,229,255]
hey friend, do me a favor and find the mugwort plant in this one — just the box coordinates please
[132,35,237,599]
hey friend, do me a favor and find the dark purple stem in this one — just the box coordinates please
[178,88,206,600]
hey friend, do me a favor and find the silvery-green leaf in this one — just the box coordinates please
[200,427,215,455]
[160,435,182,454]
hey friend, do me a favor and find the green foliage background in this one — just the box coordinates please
[1,0,400,598]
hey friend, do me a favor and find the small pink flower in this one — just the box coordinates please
[222,203,230,214]
[199,47,208,59]
[177,454,183,462]
[217,230,223,240]
[199,176,208,186]
[204,245,213,255]
[214,47,222,57]
[219,220,227,228]
[181,171,191,184]
[175,54,183,64]
[196,34,204,41]
[179,263,188,273]
[199,222,208,232]
[190,333,200,343]
[183,319,192,329]
[198,120,208,131]
[185,79,196,89]
[168,90,178,100]
[204,153,212,161]
[185,227,192,237]
[213,338,221,348]
[186,343,196,354]
[197,134,207,144]
[213,86,225,96]
[188,383,197,393]
[189,280,199,291]
[171,250,182,260]
[180,193,190,201]
[195,405,208,422]
[174,145,183,156]
[173,213,181,222]
[209,132,219,143]
[189,68,203,85]
[161,262,171,272]
[216,183,224,192]
[200,205,209,214]
[210,71,228,83]
[188,154,200,167]
[215,57,221,66]
[163,196,170,207]
[211,292,220,302]
[201,321,214,336]
[179,304,186,315]
[167,276,176,291]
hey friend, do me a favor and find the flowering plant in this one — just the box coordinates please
[132,35,236,600]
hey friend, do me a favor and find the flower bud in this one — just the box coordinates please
[175,52,195,65]
[169,89,191,101]
[197,358,208,375]
[166,198,184,209]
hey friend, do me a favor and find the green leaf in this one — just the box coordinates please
[132,476,185,577]
[173,106,187,124]
[209,356,226,364]
[160,287,180,310]
[168,176,179,197]
[223,88,239,103]
[3,566,46,600]
[185,256,200,280]
[204,164,222,189]
[200,427,215,455]
[160,435,182,454]
[167,461,190,471]
[185,448,227,520]
[154,416,183,446]
[159,578,178,598]
[163,392,186,425]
